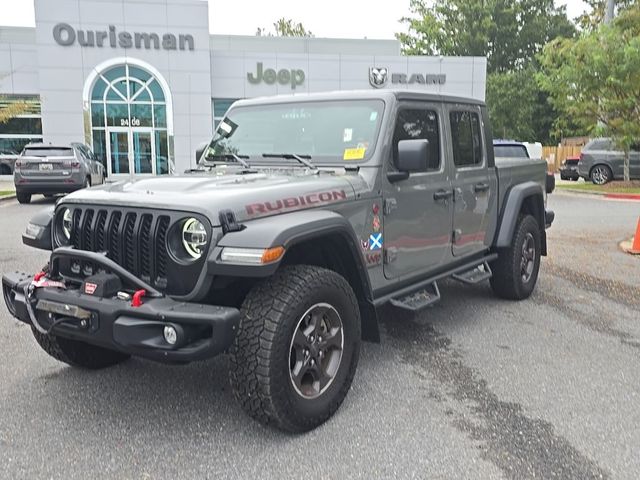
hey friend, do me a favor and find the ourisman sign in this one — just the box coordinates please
[52,23,195,51]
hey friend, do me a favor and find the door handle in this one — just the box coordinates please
[433,190,453,201]
[474,182,490,192]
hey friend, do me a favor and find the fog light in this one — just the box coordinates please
[163,325,178,345]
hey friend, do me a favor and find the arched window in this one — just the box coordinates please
[88,63,170,176]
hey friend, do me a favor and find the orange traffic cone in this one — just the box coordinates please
[632,218,640,253]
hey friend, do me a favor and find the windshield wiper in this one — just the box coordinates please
[203,153,251,169]
[262,153,317,170]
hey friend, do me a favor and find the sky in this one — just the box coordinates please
[0,0,590,39]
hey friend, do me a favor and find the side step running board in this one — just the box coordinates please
[451,261,493,285]
[389,281,440,312]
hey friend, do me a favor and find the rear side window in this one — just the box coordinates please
[584,139,612,151]
[393,109,441,171]
[23,147,74,157]
[450,110,483,167]
[494,145,529,158]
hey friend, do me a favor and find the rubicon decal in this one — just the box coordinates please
[246,190,348,215]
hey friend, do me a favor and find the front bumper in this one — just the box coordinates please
[2,250,240,363]
[559,167,579,179]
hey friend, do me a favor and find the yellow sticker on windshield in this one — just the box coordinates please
[343,147,366,160]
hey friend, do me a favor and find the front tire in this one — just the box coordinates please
[229,265,361,432]
[490,214,541,300]
[31,328,130,369]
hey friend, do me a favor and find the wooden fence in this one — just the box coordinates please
[542,146,583,172]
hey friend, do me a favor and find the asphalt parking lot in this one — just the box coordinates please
[0,192,639,479]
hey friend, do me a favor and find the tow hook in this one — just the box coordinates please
[131,289,146,308]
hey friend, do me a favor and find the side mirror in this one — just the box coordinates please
[22,207,53,251]
[195,141,209,164]
[388,139,429,183]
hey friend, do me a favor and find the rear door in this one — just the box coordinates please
[447,106,494,257]
[383,103,453,279]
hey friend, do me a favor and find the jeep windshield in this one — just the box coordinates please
[202,100,384,167]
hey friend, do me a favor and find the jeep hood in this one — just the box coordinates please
[59,171,358,225]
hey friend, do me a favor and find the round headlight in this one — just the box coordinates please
[62,208,72,240]
[182,218,207,259]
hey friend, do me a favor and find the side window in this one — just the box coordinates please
[450,110,483,167]
[393,108,441,171]
[76,145,88,159]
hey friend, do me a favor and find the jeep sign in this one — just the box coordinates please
[247,62,305,90]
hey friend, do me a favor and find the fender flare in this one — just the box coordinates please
[211,209,379,341]
[495,182,545,249]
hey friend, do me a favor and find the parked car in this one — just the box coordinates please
[0,149,19,175]
[577,138,640,184]
[4,90,553,433]
[493,140,555,193]
[559,155,580,181]
[13,142,105,204]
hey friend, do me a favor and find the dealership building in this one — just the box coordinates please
[0,0,487,177]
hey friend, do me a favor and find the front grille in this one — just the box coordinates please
[55,206,211,296]
[56,207,187,292]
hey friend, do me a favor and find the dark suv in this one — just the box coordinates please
[559,155,580,181]
[577,138,640,184]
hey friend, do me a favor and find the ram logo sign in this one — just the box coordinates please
[369,67,447,88]
[369,67,389,88]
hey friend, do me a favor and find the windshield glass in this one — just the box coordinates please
[23,147,74,157]
[203,100,385,165]
[494,145,529,158]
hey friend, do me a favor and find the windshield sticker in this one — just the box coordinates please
[370,111,378,121]
[343,128,353,142]
[343,147,366,160]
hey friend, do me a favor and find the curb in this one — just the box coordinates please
[604,193,640,201]
[0,194,16,203]
[555,189,640,201]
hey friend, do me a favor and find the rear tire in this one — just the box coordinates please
[590,165,612,185]
[84,176,91,188]
[31,328,130,369]
[16,192,31,204]
[490,214,541,300]
[229,265,361,432]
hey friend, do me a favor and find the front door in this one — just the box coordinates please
[447,106,493,257]
[107,128,156,176]
[383,105,453,280]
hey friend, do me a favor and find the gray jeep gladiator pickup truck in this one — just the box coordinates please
[2,90,553,432]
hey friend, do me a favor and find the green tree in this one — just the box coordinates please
[576,0,635,30]
[398,0,574,73]
[256,18,313,38]
[539,3,640,181]
[0,74,30,124]
[397,0,575,144]
[0,96,29,125]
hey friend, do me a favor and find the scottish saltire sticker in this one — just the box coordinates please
[369,233,382,250]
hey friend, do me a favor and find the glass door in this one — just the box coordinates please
[131,130,155,174]
[108,129,130,175]
[106,128,156,176]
